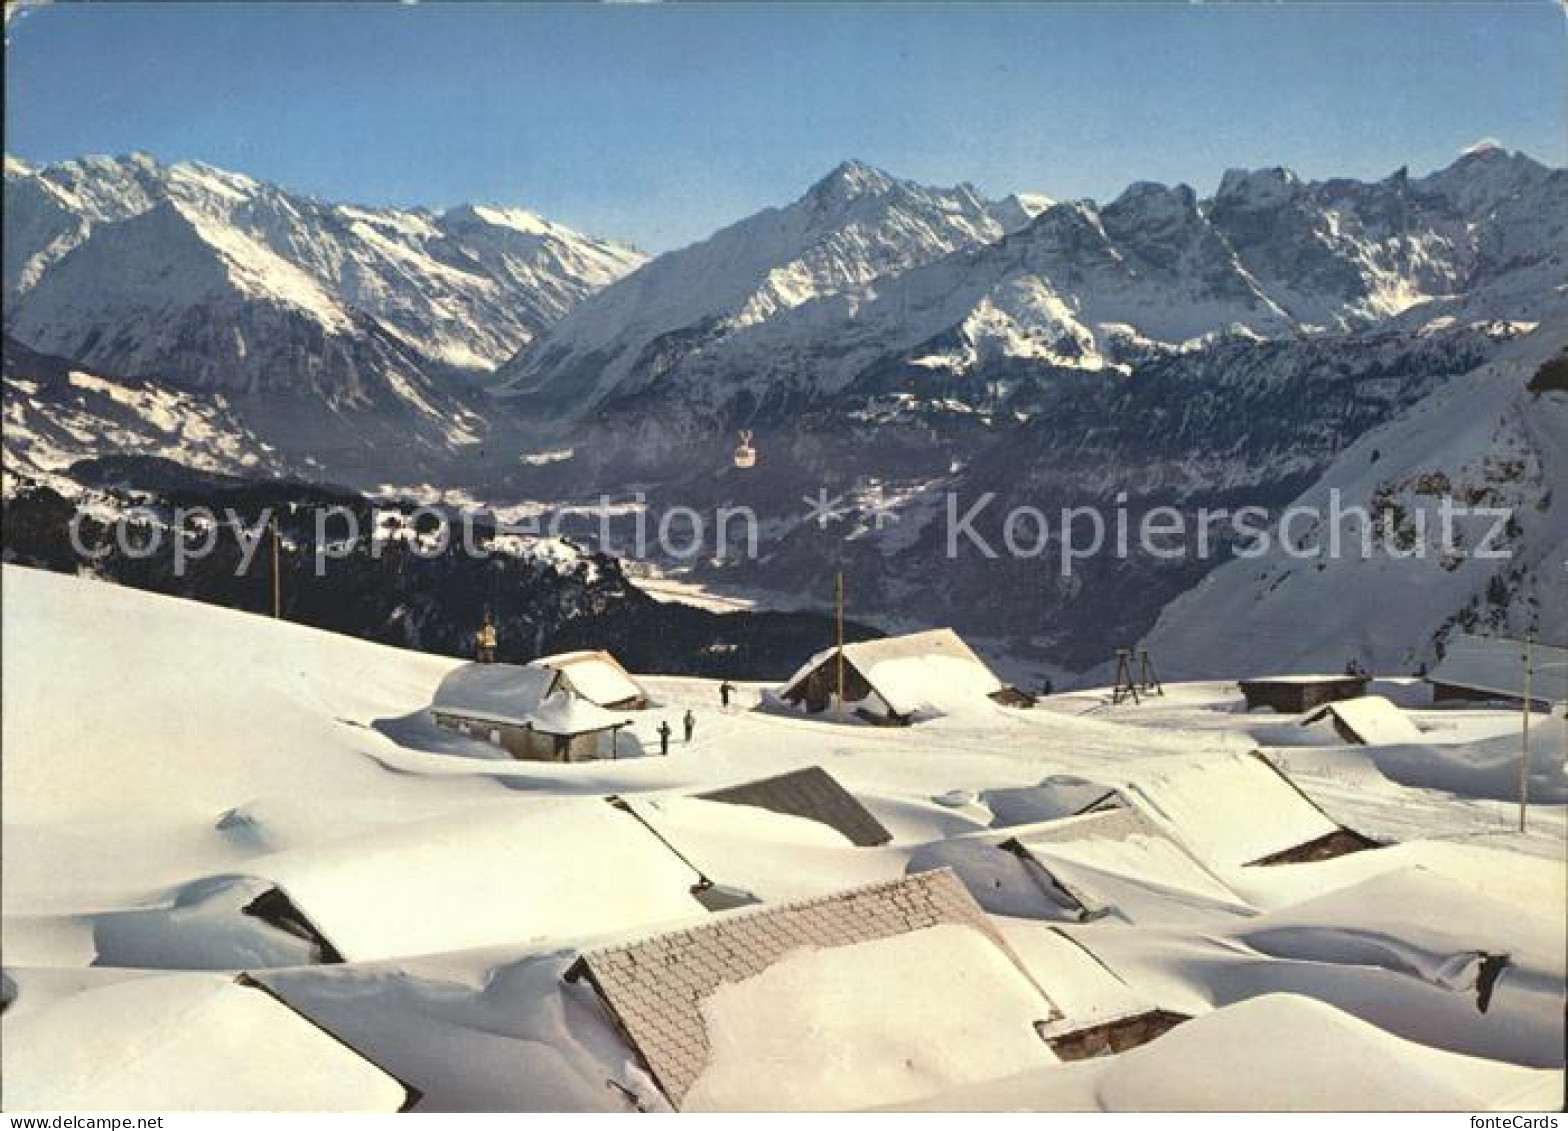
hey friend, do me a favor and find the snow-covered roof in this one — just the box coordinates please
[1010,927,1158,1033]
[889,993,1561,1112]
[1299,695,1425,745]
[981,779,1125,826]
[565,868,1057,1109]
[430,664,625,735]
[1429,634,1568,704]
[620,793,890,907]
[257,803,707,962]
[524,690,627,736]
[530,649,646,707]
[2,971,412,1112]
[1234,866,1564,987]
[1226,866,1566,1069]
[782,628,1006,718]
[1108,751,1362,869]
[909,808,1245,925]
[1012,809,1245,918]
[431,662,559,722]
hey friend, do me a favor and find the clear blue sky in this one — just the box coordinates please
[6,2,1564,251]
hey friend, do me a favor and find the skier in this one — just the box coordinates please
[719,680,735,709]
[657,720,672,757]
[1039,677,1054,697]
[684,709,696,743]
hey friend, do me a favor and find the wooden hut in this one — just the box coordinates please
[778,628,1032,725]
[1427,634,1567,710]
[430,663,630,761]
[1238,674,1368,714]
[1299,696,1424,745]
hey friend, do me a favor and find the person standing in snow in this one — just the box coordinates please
[657,720,672,757]
[719,681,735,709]
[683,710,696,743]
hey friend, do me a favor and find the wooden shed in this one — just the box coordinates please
[1427,634,1567,710]
[1238,674,1368,714]
[778,628,1032,725]
[1299,695,1424,745]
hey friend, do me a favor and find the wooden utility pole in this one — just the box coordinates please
[835,571,846,721]
[1138,647,1164,697]
[1520,633,1534,833]
[271,511,282,620]
[1112,647,1140,706]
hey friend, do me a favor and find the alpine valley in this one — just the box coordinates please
[4,144,1565,682]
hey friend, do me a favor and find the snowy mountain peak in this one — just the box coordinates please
[1461,137,1506,158]
[123,150,165,173]
[1442,142,1542,175]
[494,161,1018,410]
[993,191,1056,233]
[1416,143,1556,214]
[808,158,900,202]
[1213,166,1304,209]
[443,202,560,239]
[1011,198,1106,247]
[1105,180,1201,225]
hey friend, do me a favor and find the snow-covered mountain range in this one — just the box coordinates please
[3,144,1564,676]
[499,143,1564,423]
[4,152,644,390]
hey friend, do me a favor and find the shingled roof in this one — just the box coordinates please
[564,868,1058,1109]
[697,766,892,847]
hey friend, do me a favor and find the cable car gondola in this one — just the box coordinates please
[732,429,757,469]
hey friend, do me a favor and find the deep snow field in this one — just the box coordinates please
[2,564,1564,1112]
